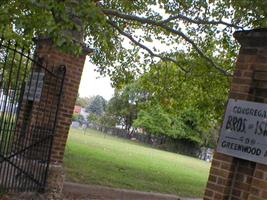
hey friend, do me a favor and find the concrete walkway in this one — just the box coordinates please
[63,182,202,200]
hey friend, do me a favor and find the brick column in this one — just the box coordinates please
[204,29,267,200]
[34,39,92,197]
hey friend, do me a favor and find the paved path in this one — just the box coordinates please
[63,182,202,200]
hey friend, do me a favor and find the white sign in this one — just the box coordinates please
[23,72,45,102]
[217,99,267,164]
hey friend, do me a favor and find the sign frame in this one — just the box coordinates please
[217,98,267,164]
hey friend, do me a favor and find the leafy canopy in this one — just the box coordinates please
[2,0,265,146]
[0,0,266,85]
[105,86,138,130]
[105,56,229,146]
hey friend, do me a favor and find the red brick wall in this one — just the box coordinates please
[35,39,88,164]
[204,29,267,200]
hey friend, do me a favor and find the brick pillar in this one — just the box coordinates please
[34,39,91,197]
[204,29,267,200]
[35,40,87,163]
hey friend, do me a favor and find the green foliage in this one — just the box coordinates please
[98,114,117,127]
[87,112,116,127]
[1,0,264,147]
[0,0,264,86]
[126,58,228,146]
[230,0,267,27]
[176,110,203,144]
[133,105,203,144]
[106,85,139,130]
[87,113,99,124]
[86,95,107,116]
[104,56,229,146]
[133,104,171,136]
[0,43,32,99]
[72,114,85,124]
[139,60,229,128]
[76,95,92,108]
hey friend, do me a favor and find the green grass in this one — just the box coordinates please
[64,128,211,198]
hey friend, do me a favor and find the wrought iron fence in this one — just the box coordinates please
[0,37,65,192]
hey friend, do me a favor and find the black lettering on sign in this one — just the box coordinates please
[221,141,261,156]
[255,121,267,136]
[225,116,247,133]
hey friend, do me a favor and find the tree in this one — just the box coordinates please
[1,0,265,147]
[98,113,117,127]
[0,40,32,98]
[133,104,204,145]
[138,59,229,130]
[133,104,172,136]
[114,57,229,146]
[72,113,85,124]
[86,95,107,116]
[87,113,99,125]
[0,1,264,87]
[105,84,139,131]
[76,95,92,108]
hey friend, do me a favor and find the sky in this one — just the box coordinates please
[78,56,114,101]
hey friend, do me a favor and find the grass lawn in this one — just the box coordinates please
[64,128,211,198]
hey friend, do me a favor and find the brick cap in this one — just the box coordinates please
[33,37,94,55]
[234,28,267,47]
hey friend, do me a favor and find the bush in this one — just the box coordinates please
[72,114,84,124]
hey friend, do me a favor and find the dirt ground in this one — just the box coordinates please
[62,182,202,200]
[0,182,203,200]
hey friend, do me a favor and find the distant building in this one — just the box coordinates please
[80,108,89,121]
[73,105,82,114]
[71,121,80,128]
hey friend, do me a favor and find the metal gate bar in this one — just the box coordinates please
[0,37,65,192]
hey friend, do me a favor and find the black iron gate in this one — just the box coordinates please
[0,38,65,192]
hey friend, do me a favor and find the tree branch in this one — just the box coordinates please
[103,9,232,76]
[107,20,188,73]
[161,14,244,29]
